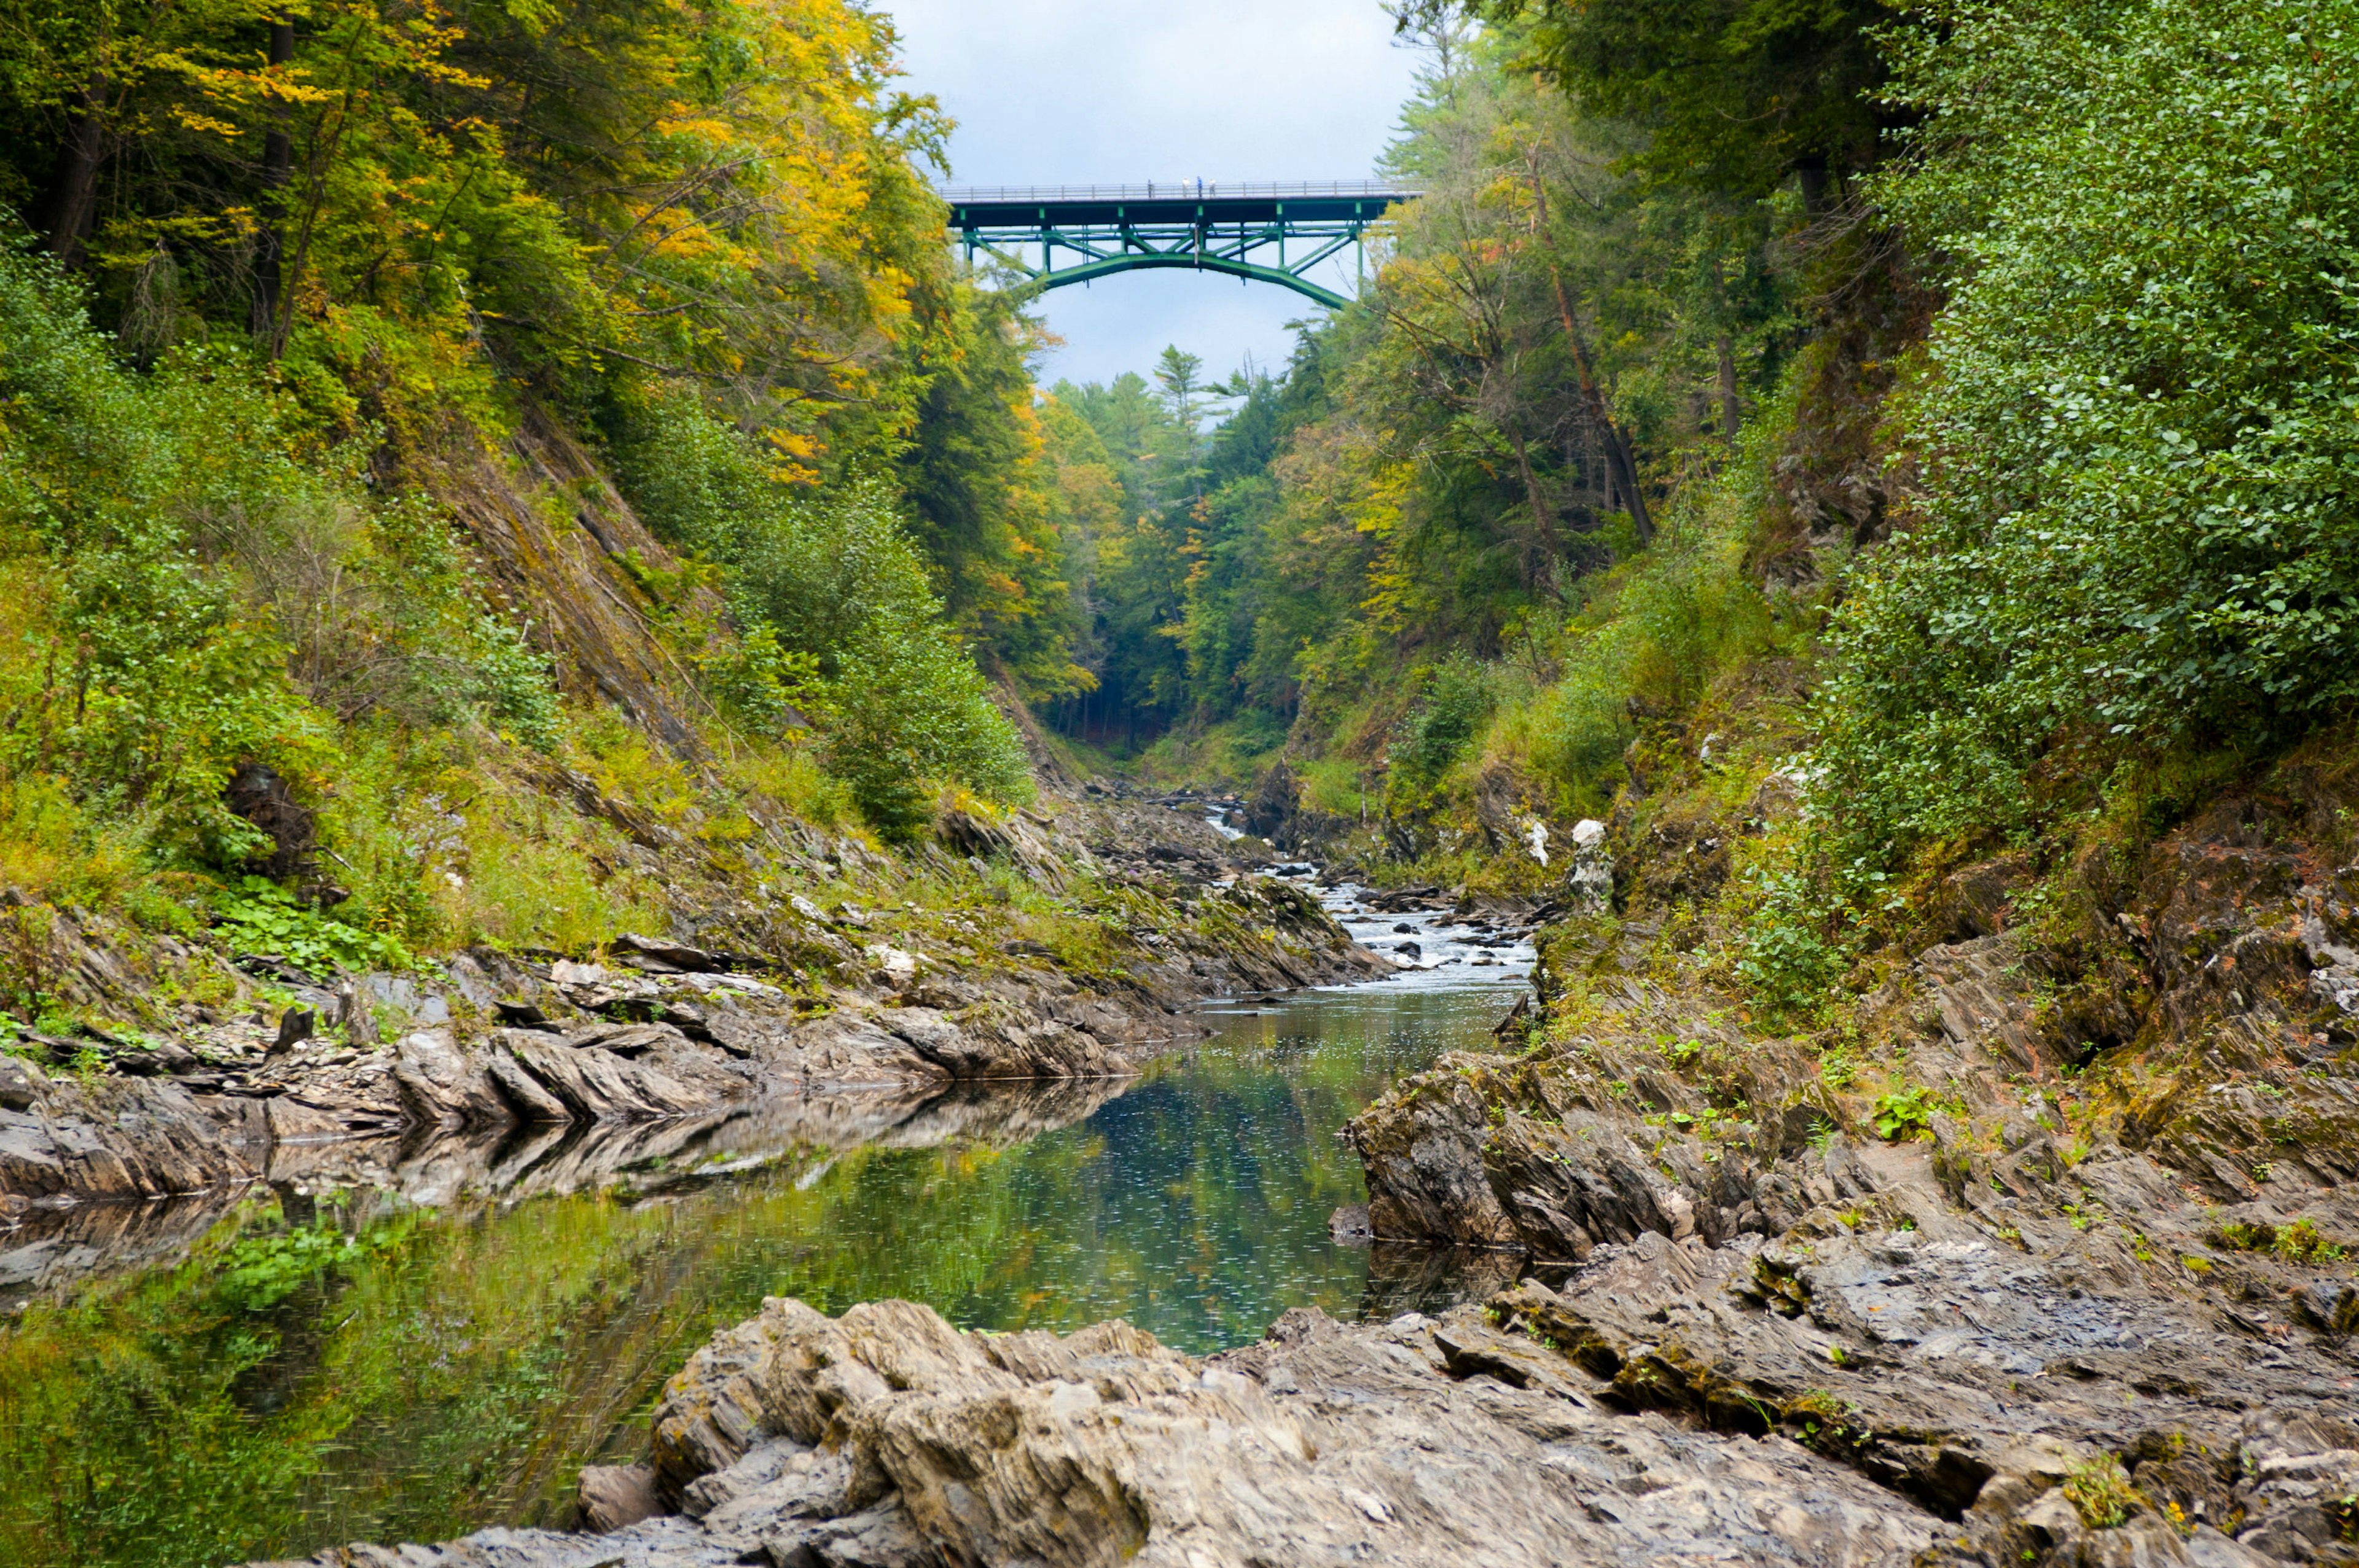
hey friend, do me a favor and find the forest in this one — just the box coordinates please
[10,3,2359,1566]
[1030,0,2359,1018]
[0,0,2352,1032]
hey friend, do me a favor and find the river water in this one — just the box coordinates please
[0,885,1531,1568]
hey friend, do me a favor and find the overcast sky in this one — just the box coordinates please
[884,0,1424,390]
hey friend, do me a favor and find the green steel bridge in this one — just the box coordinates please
[944,181,1423,310]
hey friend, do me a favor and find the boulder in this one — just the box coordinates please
[577,1463,662,1534]
[256,1294,1938,1568]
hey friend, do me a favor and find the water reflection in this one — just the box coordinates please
[0,980,1525,1568]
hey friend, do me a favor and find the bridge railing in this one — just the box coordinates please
[940,181,1423,205]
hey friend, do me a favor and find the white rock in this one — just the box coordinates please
[863,944,920,986]
[1522,818,1550,866]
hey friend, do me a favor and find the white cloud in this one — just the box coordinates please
[883,0,1423,384]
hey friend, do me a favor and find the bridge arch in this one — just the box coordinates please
[944,182,1420,310]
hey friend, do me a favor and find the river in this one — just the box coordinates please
[0,884,1531,1568]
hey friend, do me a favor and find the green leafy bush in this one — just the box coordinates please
[212,878,412,978]
[1870,1085,1941,1142]
[1734,868,1848,1024]
[608,391,1031,837]
[0,245,569,919]
[1390,654,1496,803]
[0,248,329,866]
[1530,491,1780,815]
[1818,1,2359,869]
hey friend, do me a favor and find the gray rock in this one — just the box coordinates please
[578,1462,662,1534]
[259,1294,1938,1567]
[0,1056,44,1112]
[393,1030,515,1129]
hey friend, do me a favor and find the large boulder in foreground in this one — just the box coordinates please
[253,1292,1935,1568]
[247,1176,2359,1568]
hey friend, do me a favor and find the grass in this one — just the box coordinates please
[2062,1454,2141,1529]
[2210,1217,2347,1266]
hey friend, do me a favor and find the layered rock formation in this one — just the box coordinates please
[2,799,1389,1209]
[3,1075,1124,1308]
[247,1122,2359,1567]
[253,1290,1944,1568]
[1324,773,2359,1564]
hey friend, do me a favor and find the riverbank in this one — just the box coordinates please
[0,959,1536,1568]
[0,787,1396,1216]
[243,1123,2357,1568]
[214,727,2359,1568]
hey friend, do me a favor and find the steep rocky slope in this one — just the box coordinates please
[1324,725,2359,1564]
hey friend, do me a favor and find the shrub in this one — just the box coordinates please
[0,244,569,921]
[0,244,330,868]
[211,878,413,978]
[1530,486,1778,816]
[2062,1454,2141,1530]
[1390,653,1496,804]
[608,390,1031,837]
[1734,868,1848,1025]
[1870,1085,1941,1142]
[1819,1,2359,871]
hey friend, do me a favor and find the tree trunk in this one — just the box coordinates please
[48,80,106,268]
[1710,258,1740,445]
[1510,434,1557,590]
[1549,270,1653,544]
[1796,155,1833,222]
[1524,152,1653,543]
[251,17,297,341]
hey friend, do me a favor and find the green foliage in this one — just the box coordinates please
[2062,1454,2141,1530]
[0,0,1091,954]
[211,878,412,979]
[1040,367,1209,732]
[897,284,1090,698]
[1817,0,2359,873]
[1530,498,1783,813]
[1417,0,1890,200]
[0,243,576,916]
[0,0,951,440]
[2211,1217,2348,1266]
[1734,867,1848,1026]
[609,390,1031,837]
[1036,28,1807,760]
[0,248,319,864]
[1391,654,1496,801]
[215,1217,399,1314]
[1870,1085,1942,1143]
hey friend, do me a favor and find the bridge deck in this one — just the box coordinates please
[944,181,1421,231]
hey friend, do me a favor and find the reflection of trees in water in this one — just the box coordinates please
[0,985,1520,1568]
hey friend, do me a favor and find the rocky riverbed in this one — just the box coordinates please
[245,1146,2359,1568]
[237,780,2359,1568]
[25,760,2359,1567]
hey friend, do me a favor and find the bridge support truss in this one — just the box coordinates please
[944,182,1421,310]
